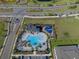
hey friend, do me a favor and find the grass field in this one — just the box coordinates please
[51,39,79,48]
[27,0,79,6]
[23,18,55,25]
[50,16,79,59]
[0,0,16,4]
[53,0,78,5]
[0,19,8,51]
[54,16,79,39]
[0,0,78,5]
[0,22,6,45]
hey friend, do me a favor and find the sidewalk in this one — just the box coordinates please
[0,13,79,18]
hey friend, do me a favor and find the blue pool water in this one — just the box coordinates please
[27,35,40,47]
[45,26,53,33]
[17,32,47,51]
[26,34,40,47]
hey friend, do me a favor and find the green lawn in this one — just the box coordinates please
[0,39,4,47]
[50,16,79,59]
[27,0,79,6]
[0,20,7,49]
[0,0,16,4]
[51,39,79,48]
[23,18,55,25]
[54,16,79,39]
[53,0,78,5]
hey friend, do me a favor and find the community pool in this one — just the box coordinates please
[27,34,40,47]
[22,32,47,48]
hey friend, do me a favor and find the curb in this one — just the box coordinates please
[0,13,79,18]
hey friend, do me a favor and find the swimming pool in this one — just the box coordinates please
[27,34,40,47]
[44,25,53,33]
[22,32,47,48]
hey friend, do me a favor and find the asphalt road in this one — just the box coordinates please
[0,17,23,59]
[0,4,79,16]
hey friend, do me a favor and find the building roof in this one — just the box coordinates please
[55,46,79,59]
